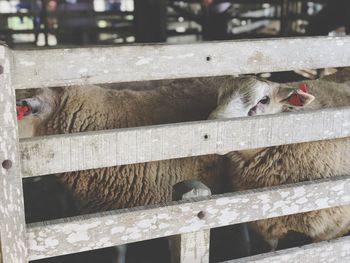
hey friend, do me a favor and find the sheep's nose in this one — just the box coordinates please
[248,106,257,116]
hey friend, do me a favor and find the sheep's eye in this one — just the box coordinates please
[259,96,270,105]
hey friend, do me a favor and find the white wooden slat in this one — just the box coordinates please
[0,46,28,262]
[26,176,350,260]
[12,36,350,89]
[225,236,350,263]
[20,107,350,177]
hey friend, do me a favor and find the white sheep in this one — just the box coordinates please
[17,78,228,213]
[209,75,350,250]
[19,73,350,254]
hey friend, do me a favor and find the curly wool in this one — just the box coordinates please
[21,78,228,213]
[224,75,350,246]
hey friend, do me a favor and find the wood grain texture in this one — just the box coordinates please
[170,181,211,263]
[225,236,350,263]
[20,107,350,177]
[26,176,350,260]
[170,232,210,263]
[0,45,28,262]
[12,36,350,89]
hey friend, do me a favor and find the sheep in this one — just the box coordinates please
[19,73,350,254]
[17,77,228,213]
[322,67,350,83]
[208,75,350,250]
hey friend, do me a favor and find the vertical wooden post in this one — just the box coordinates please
[0,44,28,262]
[169,180,211,263]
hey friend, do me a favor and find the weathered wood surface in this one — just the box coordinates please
[225,236,350,263]
[26,176,350,260]
[12,36,350,89]
[170,231,210,263]
[0,46,28,262]
[20,107,350,177]
[169,181,211,263]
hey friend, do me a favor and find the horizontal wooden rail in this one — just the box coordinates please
[225,236,350,263]
[26,176,350,260]
[11,36,350,89]
[20,107,350,177]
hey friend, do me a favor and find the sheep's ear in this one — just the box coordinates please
[217,76,236,103]
[16,88,40,100]
[276,86,315,107]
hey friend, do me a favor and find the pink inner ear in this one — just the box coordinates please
[288,93,302,106]
[286,83,308,106]
[17,105,29,120]
[299,83,308,93]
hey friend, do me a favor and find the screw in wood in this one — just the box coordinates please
[2,160,12,170]
[197,211,205,219]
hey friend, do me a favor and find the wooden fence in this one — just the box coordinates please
[1,36,350,263]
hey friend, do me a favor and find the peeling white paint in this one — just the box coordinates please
[161,56,174,60]
[180,206,191,212]
[78,68,88,74]
[315,198,329,208]
[136,219,156,228]
[110,226,125,234]
[135,57,153,66]
[216,197,231,206]
[158,223,170,229]
[295,197,308,204]
[177,54,194,59]
[18,60,35,66]
[157,213,171,220]
[293,187,306,198]
[44,237,59,247]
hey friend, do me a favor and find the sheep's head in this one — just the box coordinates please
[208,76,315,119]
[16,88,59,121]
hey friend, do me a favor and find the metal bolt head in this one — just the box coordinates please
[197,211,205,220]
[2,159,12,170]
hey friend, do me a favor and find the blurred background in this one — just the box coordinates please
[0,0,347,49]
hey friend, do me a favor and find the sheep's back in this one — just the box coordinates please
[58,154,226,213]
[36,79,220,135]
[228,137,350,190]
